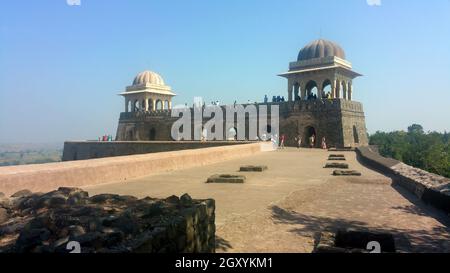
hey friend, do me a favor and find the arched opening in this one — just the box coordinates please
[133,100,140,112]
[227,127,237,140]
[341,81,347,99]
[149,128,156,140]
[164,100,169,110]
[353,125,359,144]
[293,83,300,101]
[306,80,318,100]
[142,99,146,111]
[156,100,162,110]
[303,126,317,148]
[322,79,332,99]
[126,130,134,141]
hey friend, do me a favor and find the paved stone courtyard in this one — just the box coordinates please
[85,148,450,253]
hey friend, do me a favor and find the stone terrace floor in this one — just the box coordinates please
[85,148,450,253]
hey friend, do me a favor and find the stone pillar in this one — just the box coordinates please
[301,83,306,100]
[287,81,293,102]
[334,80,341,99]
[125,99,129,112]
[144,99,149,111]
[168,100,172,110]
[348,82,352,101]
[317,82,323,99]
[152,99,156,111]
[331,81,336,99]
[342,81,347,100]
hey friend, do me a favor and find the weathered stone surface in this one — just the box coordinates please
[324,163,349,169]
[206,174,246,183]
[0,188,215,253]
[11,190,32,198]
[239,165,268,172]
[0,208,8,224]
[333,170,361,176]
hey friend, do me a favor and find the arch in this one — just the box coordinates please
[353,125,359,144]
[303,126,317,148]
[133,100,140,112]
[164,100,169,110]
[126,129,134,141]
[156,99,163,110]
[322,79,332,99]
[293,83,300,101]
[149,128,156,140]
[305,80,318,100]
[341,80,347,99]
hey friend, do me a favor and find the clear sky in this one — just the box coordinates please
[1,0,449,143]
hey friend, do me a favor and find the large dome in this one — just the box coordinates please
[132,70,165,86]
[297,39,346,61]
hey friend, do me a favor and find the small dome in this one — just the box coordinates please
[297,39,346,61]
[132,70,165,86]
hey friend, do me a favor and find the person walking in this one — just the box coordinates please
[280,134,286,149]
[295,135,302,149]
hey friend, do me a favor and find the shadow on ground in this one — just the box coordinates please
[270,205,450,253]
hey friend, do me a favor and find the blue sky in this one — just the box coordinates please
[1,0,449,143]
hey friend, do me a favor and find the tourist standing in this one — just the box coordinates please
[309,134,315,148]
[321,137,327,149]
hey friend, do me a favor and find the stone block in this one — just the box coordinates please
[239,165,268,172]
[324,163,349,169]
[206,174,246,183]
[333,170,361,176]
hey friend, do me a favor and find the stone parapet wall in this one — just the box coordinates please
[356,146,450,213]
[63,141,255,161]
[0,143,264,197]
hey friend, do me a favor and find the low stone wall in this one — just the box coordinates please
[63,141,255,161]
[356,146,450,213]
[0,143,264,197]
[0,188,215,253]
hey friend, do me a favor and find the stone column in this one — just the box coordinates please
[317,81,323,99]
[144,98,149,111]
[287,81,293,102]
[348,82,352,101]
[342,81,347,100]
[335,79,340,99]
[125,99,129,112]
[168,100,172,110]
[152,98,156,111]
[331,81,336,99]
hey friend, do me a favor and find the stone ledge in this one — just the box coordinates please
[0,143,264,197]
[356,146,450,213]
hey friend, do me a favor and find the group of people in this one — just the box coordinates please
[277,134,327,150]
[98,135,113,142]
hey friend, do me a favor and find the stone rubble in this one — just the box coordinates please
[0,188,215,253]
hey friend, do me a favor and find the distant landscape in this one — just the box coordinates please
[0,143,62,166]
[370,124,450,179]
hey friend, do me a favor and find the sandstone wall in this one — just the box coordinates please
[356,146,450,213]
[0,143,264,197]
[63,140,254,161]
